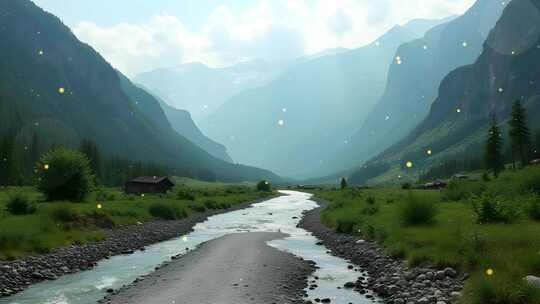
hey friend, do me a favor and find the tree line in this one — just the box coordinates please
[0,134,169,187]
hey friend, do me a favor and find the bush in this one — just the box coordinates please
[188,203,206,212]
[256,181,272,192]
[366,196,376,205]
[336,218,356,233]
[527,196,540,221]
[49,205,78,223]
[472,194,520,224]
[5,192,36,215]
[442,180,486,201]
[37,148,95,202]
[398,193,438,226]
[95,189,116,202]
[148,203,177,220]
[203,199,219,209]
[176,189,196,201]
[401,182,412,190]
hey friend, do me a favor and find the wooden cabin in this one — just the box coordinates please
[124,176,175,194]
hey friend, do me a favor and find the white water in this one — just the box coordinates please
[1,191,375,304]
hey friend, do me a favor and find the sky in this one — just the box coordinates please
[33,0,476,77]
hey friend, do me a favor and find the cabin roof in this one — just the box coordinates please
[129,176,172,184]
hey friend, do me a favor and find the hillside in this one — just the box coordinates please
[158,99,233,162]
[0,0,279,183]
[350,0,540,185]
[134,60,283,121]
[324,0,506,177]
[200,18,449,178]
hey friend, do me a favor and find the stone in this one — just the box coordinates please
[525,275,540,288]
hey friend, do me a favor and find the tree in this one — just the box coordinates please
[509,100,531,167]
[80,139,101,183]
[340,177,348,189]
[36,148,95,202]
[256,180,272,192]
[485,117,504,178]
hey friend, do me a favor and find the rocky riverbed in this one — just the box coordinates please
[0,197,273,298]
[100,232,315,304]
[298,199,466,304]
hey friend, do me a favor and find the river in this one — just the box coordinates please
[1,191,375,304]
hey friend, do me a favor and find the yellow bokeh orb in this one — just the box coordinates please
[43,164,49,170]
[427,149,433,156]
[486,268,494,276]
[406,161,413,168]
[58,87,65,94]
[97,204,102,209]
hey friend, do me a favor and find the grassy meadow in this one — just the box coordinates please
[312,165,540,304]
[0,178,272,260]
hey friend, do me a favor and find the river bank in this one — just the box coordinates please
[0,196,275,298]
[101,232,315,304]
[298,198,465,304]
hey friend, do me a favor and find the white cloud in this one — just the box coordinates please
[73,0,475,76]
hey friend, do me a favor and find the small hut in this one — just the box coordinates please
[124,176,175,194]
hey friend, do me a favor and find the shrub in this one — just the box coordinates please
[49,205,78,223]
[188,203,206,212]
[401,182,412,190]
[366,196,376,205]
[362,205,379,215]
[336,218,356,233]
[398,193,438,226]
[95,189,116,202]
[148,203,176,220]
[442,180,486,201]
[256,181,272,192]
[203,199,219,209]
[472,194,520,224]
[37,148,95,202]
[526,196,540,221]
[176,189,196,201]
[5,192,36,215]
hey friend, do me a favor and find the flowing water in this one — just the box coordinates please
[1,191,375,304]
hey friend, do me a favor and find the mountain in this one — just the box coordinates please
[134,60,283,121]
[200,17,451,178]
[350,0,540,184]
[157,99,233,162]
[0,0,279,182]
[323,0,507,177]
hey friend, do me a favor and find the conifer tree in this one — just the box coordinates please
[340,177,348,189]
[509,99,531,167]
[485,117,504,178]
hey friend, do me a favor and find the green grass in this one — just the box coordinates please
[0,181,273,260]
[313,165,540,304]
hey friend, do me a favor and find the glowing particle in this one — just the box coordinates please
[423,45,428,50]
[462,41,468,47]
[511,50,516,55]
[43,164,49,170]
[265,181,269,185]
[456,108,462,113]
[182,236,188,242]
[385,115,390,121]
[406,161,413,168]
[375,41,380,46]
[141,193,145,197]
[97,204,102,209]
[38,50,44,56]
[203,104,208,109]
[498,87,504,93]
[486,268,494,276]
[282,108,287,113]
[427,149,433,156]
[58,87,65,94]
[278,119,284,126]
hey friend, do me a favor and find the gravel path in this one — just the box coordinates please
[102,232,315,304]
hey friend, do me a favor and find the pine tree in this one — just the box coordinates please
[485,117,504,178]
[80,139,102,183]
[509,99,531,167]
[340,177,348,189]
